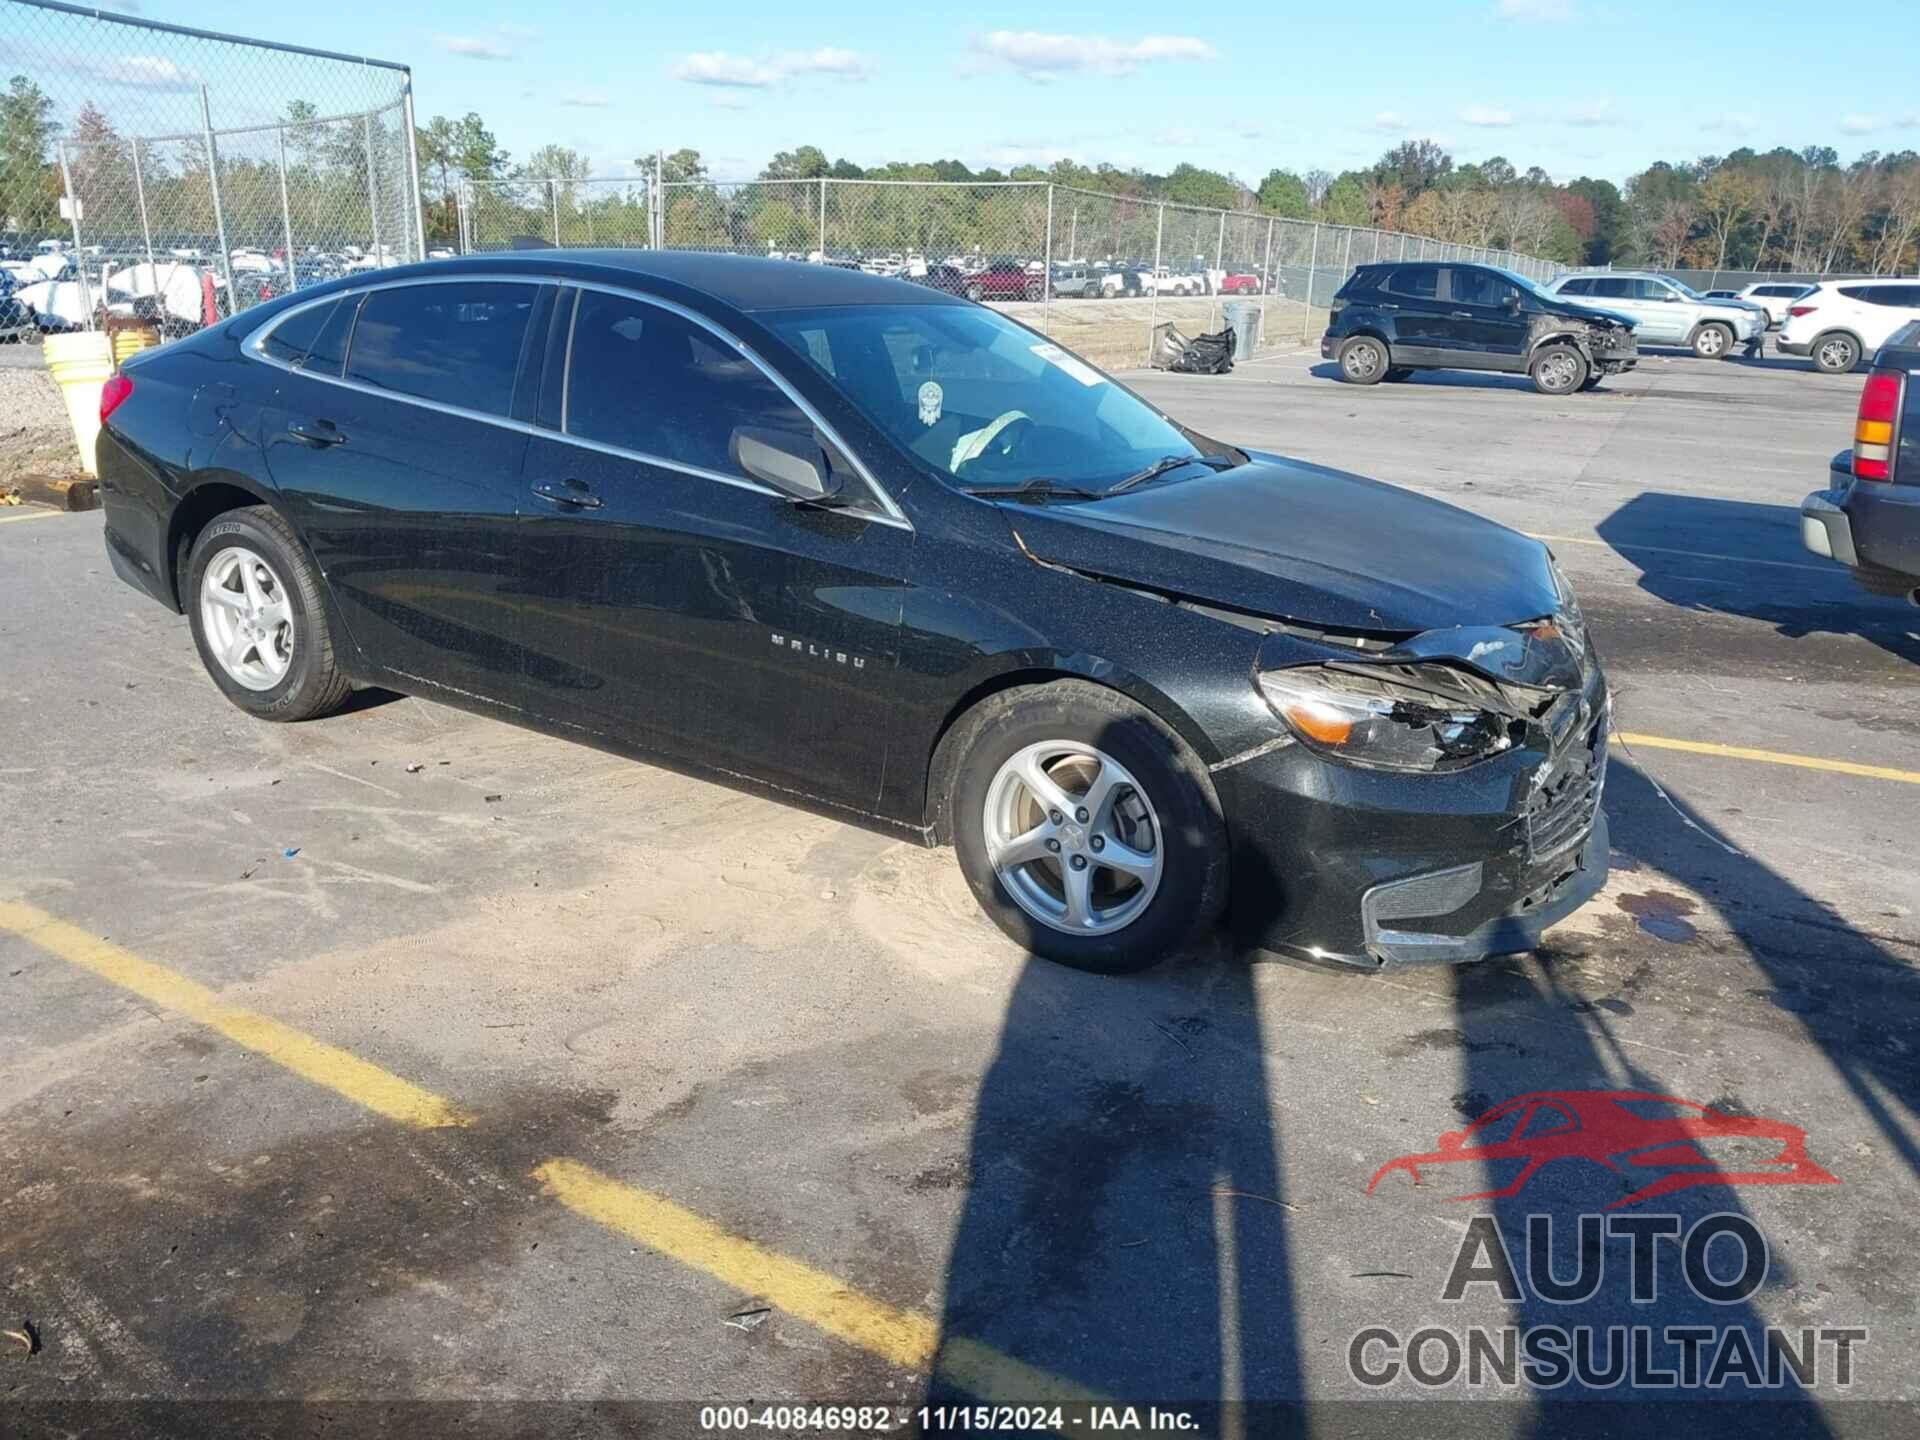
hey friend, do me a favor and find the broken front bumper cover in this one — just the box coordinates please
[1360,811,1609,967]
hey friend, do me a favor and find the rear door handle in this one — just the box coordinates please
[531,476,603,510]
[286,421,346,447]
[1449,311,1474,319]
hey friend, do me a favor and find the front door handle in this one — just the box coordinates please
[286,421,346,447]
[531,476,603,510]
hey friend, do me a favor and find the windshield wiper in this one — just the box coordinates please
[960,477,1104,503]
[1104,452,1237,496]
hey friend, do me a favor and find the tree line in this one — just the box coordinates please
[9,78,1916,278]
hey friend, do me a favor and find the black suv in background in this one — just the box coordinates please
[1802,321,1920,602]
[1322,262,1638,395]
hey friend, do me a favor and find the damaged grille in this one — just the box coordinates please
[1526,716,1607,864]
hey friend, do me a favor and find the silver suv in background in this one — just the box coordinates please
[1545,272,1767,358]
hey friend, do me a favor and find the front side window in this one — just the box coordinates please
[346,281,537,416]
[564,290,812,479]
[763,302,1207,493]
[1557,277,1593,296]
[1632,279,1676,301]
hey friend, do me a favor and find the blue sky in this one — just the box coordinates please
[119,0,1920,184]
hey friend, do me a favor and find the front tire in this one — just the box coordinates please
[947,682,1228,974]
[1337,335,1389,385]
[1529,343,1588,396]
[1813,333,1861,374]
[185,505,351,722]
[1691,322,1732,359]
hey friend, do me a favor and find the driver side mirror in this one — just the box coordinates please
[731,426,843,504]
[1502,293,1522,311]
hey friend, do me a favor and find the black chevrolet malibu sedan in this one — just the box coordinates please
[96,251,1609,974]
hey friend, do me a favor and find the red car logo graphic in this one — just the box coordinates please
[1366,1090,1839,1209]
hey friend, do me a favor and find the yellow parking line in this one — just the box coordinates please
[535,1159,1101,1406]
[0,900,470,1128]
[0,508,61,525]
[0,898,1091,1405]
[1617,733,1920,786]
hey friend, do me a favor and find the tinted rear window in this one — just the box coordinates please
[346,281,537,416]
[260,298,336,366]
[1385,267,1437,299]
[304,293,360,377]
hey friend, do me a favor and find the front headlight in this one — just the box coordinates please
[1257,666,1519,773]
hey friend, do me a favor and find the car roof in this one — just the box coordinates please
[305,249,972,314]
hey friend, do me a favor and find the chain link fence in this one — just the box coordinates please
[459,175,1554,369]
[1,0,421,335]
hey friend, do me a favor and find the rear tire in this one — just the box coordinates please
[1691,322,1732,359]
[947,682,1228,974]
[1812,333,1861,374]
[1529,344,1588,396]
[1337,335,1389,385]
[185,505,351,722]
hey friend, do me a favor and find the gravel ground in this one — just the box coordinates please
[0,350,82,494]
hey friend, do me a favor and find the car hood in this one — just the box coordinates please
[1001,456,1562,634]
[1545,297,1637,329]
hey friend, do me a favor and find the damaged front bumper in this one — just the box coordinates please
[1218,627,1611,968]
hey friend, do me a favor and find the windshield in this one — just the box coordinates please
[761,303,1206,492]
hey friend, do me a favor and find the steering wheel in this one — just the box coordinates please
[983,413,1034,462]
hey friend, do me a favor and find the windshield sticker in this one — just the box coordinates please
[1031,343,1105,387]
[918,381,943,426]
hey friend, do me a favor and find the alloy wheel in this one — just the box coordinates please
[1343,341,1383,381]
[982,741,1163,936]
[1696,327,1727,357]
[200,546,294,691]
[1538,351,1581,392]
[1817,337,1856,372]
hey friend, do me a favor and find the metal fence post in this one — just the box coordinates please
[818,177,827,261]
[364,111,382,263]
[1259,216,1275,345]
[402,81,426,261]
[1301,221,1320,343]
[130,135,155,273]
[200,85,236,315]
[276,126,298,290]
[549,179,560,246]
[1042,184,1055,330]
[1146,202,1165,364]
[1338,227,1353,296]
[55,140,94,327]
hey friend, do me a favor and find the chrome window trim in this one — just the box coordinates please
[243,272,912,532]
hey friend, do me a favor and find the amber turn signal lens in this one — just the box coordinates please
[1280,699,1354,745]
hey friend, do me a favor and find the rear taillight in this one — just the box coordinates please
[1853,371,1902,482]
[99,373,133,425]
[1787,304,1818,318]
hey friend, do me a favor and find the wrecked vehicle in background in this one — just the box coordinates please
[1324,261,1638,395]
[97,251,1609,977]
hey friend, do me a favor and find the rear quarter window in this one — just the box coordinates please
[259,298,337,366]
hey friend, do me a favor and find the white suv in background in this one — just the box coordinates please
[1736,281,1816,326]
[1776,280,1920,373]
[1546,272,1766,358]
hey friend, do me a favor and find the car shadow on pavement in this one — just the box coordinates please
[1430,756,1892,1431]
[1599,761,1920,1183]
[1596,492,1920,667]
[1307,362,1542,393]
[927,729,1303,1427]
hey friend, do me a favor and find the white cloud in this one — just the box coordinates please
[1370,110,1410,133]
[49,51,198,92]
[561,91,610,108]
[1459,103,1516,127]
[439,35,514,61]
[1496,0,1573,18]
[670,47,869,88]
[1563,97,1621,127]
[968,30,1217,79]
[1839,113,1880,134]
